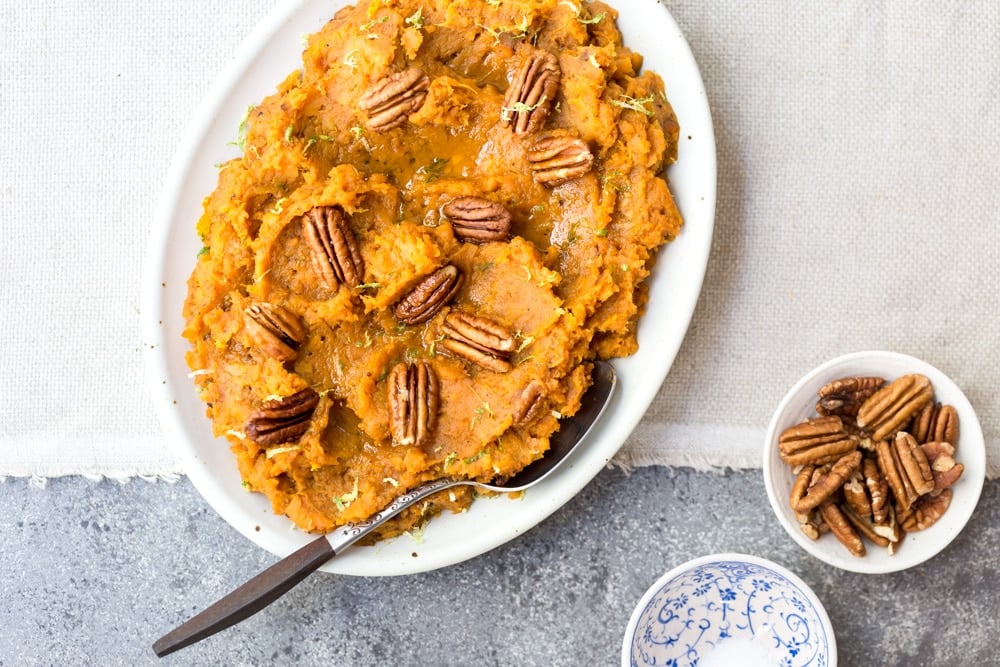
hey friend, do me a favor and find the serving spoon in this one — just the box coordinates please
[153,360,616,657]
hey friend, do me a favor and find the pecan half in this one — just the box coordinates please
[934,404,959,445]
[895,432,935,496]
[872,504,904,545]
[439,311,515,373]
[388,361,439,447]
[358,67,430,131]
[302,206,364,289]
[816,376,884,417]
[501,50,560,134]
[778,415,857,466]
[910,402,937,443]
[863,456,890,524]
[512,380,546,426]
[792,450,862,513]
[921,441,965,491]
[842,470,873,521]
[798,504,828,541]
[393,265,463,325]
[799,519,821,541]
[875,433,934,511]
[246,387,320,446]
[856,373,933,442]
[441,197,512,244]
[899,488,953,532]
[911,402,959,446]
[841,504,891,549]
[876,438,910,510]
[526,133,594,186]
[789,463,817,517]
[244,302,307,362]
[818,500,866,557]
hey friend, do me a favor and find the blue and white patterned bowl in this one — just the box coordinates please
[621,554,836,667]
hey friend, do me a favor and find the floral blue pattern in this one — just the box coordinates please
[628,560,832,667]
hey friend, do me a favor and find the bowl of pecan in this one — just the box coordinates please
[763,351,985,573]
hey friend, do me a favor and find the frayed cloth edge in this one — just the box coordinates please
[610,449,759,475]
[0,471,183,488]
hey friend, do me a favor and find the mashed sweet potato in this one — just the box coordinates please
[183,0,682,541]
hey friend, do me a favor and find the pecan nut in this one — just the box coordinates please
[841,504,891,549]
[921,441,965,491]
[876,433,934,511]
[303,206,364,289]
[815,376,885,417]
[911,402,959,446]
[441,197,512,244]
[791,466,831,531]
[393,265,463,325]
[777,415,857,466]
[501,50,560,134]
[872,503,903,545]
[856,373,933,442]
[388,361,439,447]
[842,470,873,521]
[358,67,430,131]
[244,302,307,362]
[799,519,822,541]
[792,450,862,513]
[863,456,890,524]
[818,500,866,557]
[899,488,953,532]
[526,133,594,186]
[933,404,959,445]
[246,387,320,446]
[895,432,935,496]
[789,463,817,516]
[797,501,829,541]
[512,380,546,426]
[439,311,515,373]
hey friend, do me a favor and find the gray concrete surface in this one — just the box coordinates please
[0,468,996,666]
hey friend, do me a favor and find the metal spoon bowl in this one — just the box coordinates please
[153,360,617,657]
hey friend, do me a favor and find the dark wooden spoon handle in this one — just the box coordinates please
[152,362,616,657]
[152,536,335,657]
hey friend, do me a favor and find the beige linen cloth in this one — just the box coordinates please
[1,1,997,482]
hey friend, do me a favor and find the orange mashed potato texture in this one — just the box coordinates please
[183,0,682,540]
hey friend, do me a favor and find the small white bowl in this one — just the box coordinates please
[621,553,837,667]
[763,350,986,574]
